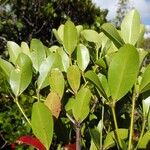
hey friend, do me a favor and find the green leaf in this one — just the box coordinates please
[77,44,90,71]
[72,87,91,122]
[81,29,100,43]
[67,65,81,93]
[108,44,139,101]
[121,9,140,45]
[49,68,65,99]
[76,25,83,38]
[140,64,150,93]
[21,42,31,57]
[31,102,53,150]
[10,53,32,96]
[137,24,145,45]
[63,21,78,55]
[104,129,128,149]
[138,130,150,149]
[0,58,14,80]
[85,71,107,99]
[57,47,69,72]
[89,128,100,150]
[7,41,21,64]
[101,23,124,48]
[49,45,59,53]
[65,98,75,112]
[30,39,46,71]
[37,54,55,90]
[138,48,148,66]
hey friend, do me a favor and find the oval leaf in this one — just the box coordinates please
[7,41,21,64]
[85,71,107,99]
[31,102,53,150]
[81,29,100,43]
[0,58,14,80]
[121,9,140,45]
[108,44,139,101]
[77,44,90,71]
[10,53,32,96]
[30,39,46,71]
[44,91,61,118]
[140,64,150,93]
[72,87,91,122]
[67,65,81,93]
[63,21,78,55]
[101,23,124,48]
[49,68,64,99]
[37,54,55,90]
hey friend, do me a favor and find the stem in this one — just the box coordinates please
[100,100,104,149]
[111,103,123,149]
[36,89,40,102]
[135,117,146,150]
[76,122,81,150]
[15,97,32,127]
[128,91,139,150]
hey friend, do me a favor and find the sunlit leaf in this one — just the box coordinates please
[77,44,90,71]
[63,21,78,55]
[72,87,91,122]
[108,44,139,101]
[121,9,140,45]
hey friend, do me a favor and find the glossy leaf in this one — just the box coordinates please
[104,129,128,149]
[101,23,124,48]
[63,21,78,55]
[49,68,64,99]
[30,39,46,71]
[108,44,139,101]
[7,41,21,64]
[72,87,91,122]
[0,58,14,79]
[44,91,61,118]
[10,53,32,96]
[31,102,53,150]
[77,44,90,71]
[57,47,69,72]
[21,42,31,57]
[37,54,55,90]
[81,29,100,43]
[85,71,107,99]
[140,64,150,93]
[67,65,81,93]
[121,9,140,45]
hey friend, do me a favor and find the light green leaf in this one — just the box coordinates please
[85,71,107,99]
[0,58,14,80]
[49,68,64,99]
[65,97,75,112]
[37,54,55,90]
[77,44,90,71]
[76,25,83,38]
[72,87,91,122]
[10,53,32,96]
[143,96,150,117]
[140,64,150,93]
[57,24,64,42]
[52,29,62,44]
[104,129,128,149]
[138,130,150,149]
[31,102,53,150]
[63,21,78,55]
[21,42,31,57]
[49,45,59,53]
[57,47,69,72]
[121,9,140,45]
[101,23,124,48]
[108,44,139,101]
[30,39,46,71]
[137,24,145,45]
[81,29,100,43]
[7,41,21,64]
[67,65,81,93]
[138,48,148,66]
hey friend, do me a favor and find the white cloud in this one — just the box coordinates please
[92,0,150,24]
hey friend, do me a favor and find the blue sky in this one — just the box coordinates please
[92,0,150,25]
